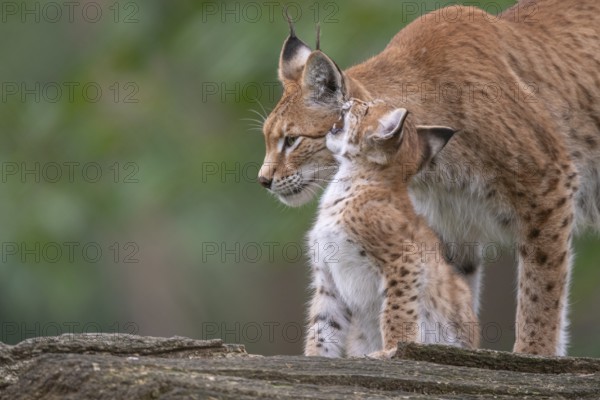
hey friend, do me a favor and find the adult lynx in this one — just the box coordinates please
[258,0,600,355]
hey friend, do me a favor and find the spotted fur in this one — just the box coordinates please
[259,0,600,355]
[304,99,479,357]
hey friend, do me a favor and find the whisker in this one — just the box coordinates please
[306,185,322,198]
[248,108,267,122]
[241,117,265,125]
[255,100,269,119]
[244,122,264,128]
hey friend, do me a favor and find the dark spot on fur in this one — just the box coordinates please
[314,314,327,323]
[537,251,548,265]
[531,294,539,302]
[499,215,512,226]
[459,262,476,275]
[528,228,540,239]
[333,197,346,206]
[536,208,553,223]
[585,136,597,148]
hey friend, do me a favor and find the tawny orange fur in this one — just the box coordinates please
[259,0,600,355]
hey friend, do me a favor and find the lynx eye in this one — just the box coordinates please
[284,136,298,147]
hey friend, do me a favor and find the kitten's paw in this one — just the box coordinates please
[366,348,397,359]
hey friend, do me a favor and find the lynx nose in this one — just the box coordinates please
[258,176,272,189]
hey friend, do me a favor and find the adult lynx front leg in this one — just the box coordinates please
[513,165,577,355]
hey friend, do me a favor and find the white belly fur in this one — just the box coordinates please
[307,164,384,353]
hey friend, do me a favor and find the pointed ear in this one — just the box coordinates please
[416,125,456,164]
[302,51,345,105]
[370,108,408,144]
[279,34,312,82]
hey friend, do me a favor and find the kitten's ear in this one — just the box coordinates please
[416,125,456,164]
[370,108,409,144]
[278,27,312,82]
[302,51,345,105]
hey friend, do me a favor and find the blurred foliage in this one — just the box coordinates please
[0,0,598,357]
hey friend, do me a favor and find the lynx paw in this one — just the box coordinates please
[366,348,397,359]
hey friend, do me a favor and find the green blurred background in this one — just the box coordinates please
[0,0,598,356]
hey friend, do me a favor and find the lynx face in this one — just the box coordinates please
[327,99,452,174]
[326,100,408,166]
[258,89,340,206]
[258,31,347,206]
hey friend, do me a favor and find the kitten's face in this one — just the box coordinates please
[326,99,457,175]
[326,99,409,166]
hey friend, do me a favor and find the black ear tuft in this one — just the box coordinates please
[315,23,321,50]
[283,4,296,37]
[278,7,311,83]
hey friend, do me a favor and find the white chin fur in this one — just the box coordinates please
[277,181,322,207]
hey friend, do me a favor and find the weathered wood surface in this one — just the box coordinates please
[1,334,599,399]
